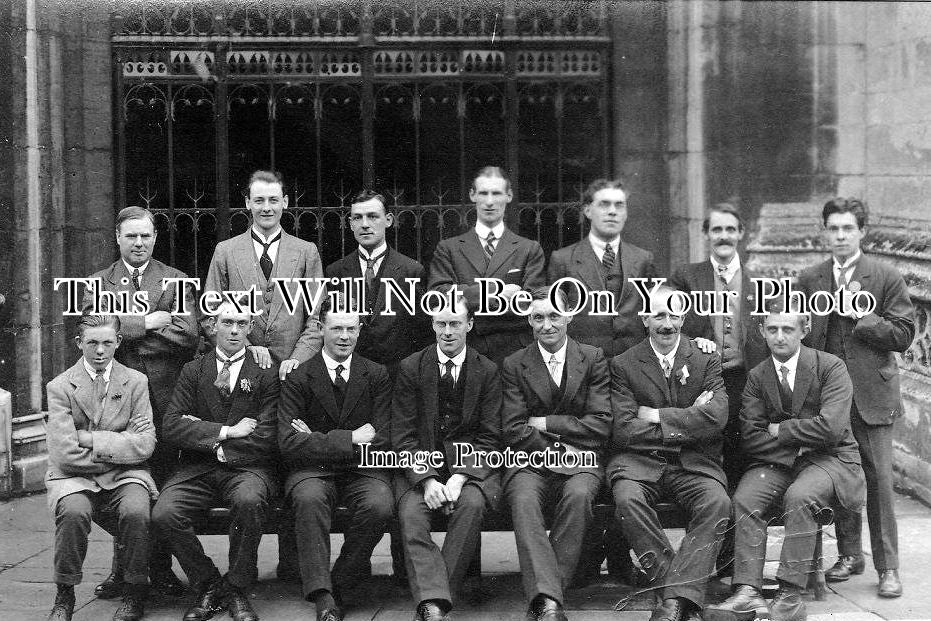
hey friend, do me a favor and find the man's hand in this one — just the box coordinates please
[279,359,300,380]
[423,478,451,511]
[290,418,312,434]
[247,346,273,369]
[351,423,376,446]
[445,474,468,505]
[637,406,661,423]
[128,416,153,434]
[694,337,717,354]
[77,430,93,448]
[767,423,780,437]
[692,390,714,407]
[227,417,258,439]
[527,416,547,431]
[144,311,172,331]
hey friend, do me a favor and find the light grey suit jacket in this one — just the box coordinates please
[205,230,323,363]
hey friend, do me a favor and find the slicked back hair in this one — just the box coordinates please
[822,197,868,229]
[115,206,156,234]
[351,189,389,214]
[247,170,287,197]
[582,178,626,206]
[77,314,121,337]
[472,166,511,192]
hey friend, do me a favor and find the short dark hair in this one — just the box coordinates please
[583,179,626,206]
[530,285,569,312]
[702,202,744,233]
[247,170,287,197]
[115,206,156,234]
[318,294,361,327]
[77,314,121,337]
[758,296,809,329]
[351,189,389,212]
[822,197,868,229]
[472,166,511,192]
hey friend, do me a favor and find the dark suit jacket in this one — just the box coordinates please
[161,353,280,492]
[428,228,546,337]
[741,346,865,510]
[500,338,612,487]
[391,345,503,500]
[668,258,768,372]
[607,338,728,487]
[277,353,392,494]
[547,239,655,358]
[325,247,428,369]
[205,230,323,363]
[83,259,199,416]
[797,255,916,424]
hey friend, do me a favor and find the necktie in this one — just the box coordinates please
[716,263,730,287]
[603,243,616,271]
[214,352,245,398]
[443,359,456,384]
[483,231,496,262]
[835,258,858,289]
[661,358,672,379]
[131,268,142,291]
[93,369,107,403]
[333,364,347,409]
[778,364,793,410]
[251,231,281,281]
[548,354,560,385]
[362,250,386,306]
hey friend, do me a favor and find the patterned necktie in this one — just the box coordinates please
[333,364,347,409]
[779,364,793,410]
[716,263,730,287]
[93,369,107,403]
[131,268,142,291]
[603,243,616,271]
[661,358,672,379]
[443,359,456,384]
[835,257,859,289]
[251,231,282,281]
[214,352,245,398]
[362,250,386,305]
[483,231,496,262]
[548,354,560,385]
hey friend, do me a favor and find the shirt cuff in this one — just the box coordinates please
[216,446,227,462]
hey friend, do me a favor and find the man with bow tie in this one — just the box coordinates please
[705,304,864,621]
[390,294,503,621]
[153,300,280,621]
[277,300,394,621]
[501,287,612,621]
[82,206,198,600]
[796,198,915,598]
[608,285,729,621]
[44,314,158,621]
[427,166,546,365]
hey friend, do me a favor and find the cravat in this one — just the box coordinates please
[661,358,672,379]
[131,268,142,291]
[548,354,560,385]
[251,231,281,281]
[778,364,793,411]
[214,352,245,398]
[362,250,385,306]
[443,359,456,384]
[603,243,616,271]
[93,369,107,403]
[333,364,347,409]
[483,231,496,262]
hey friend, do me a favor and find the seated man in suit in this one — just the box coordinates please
[705,304,865,621]
[391,294,503,621]
[44,314,157,621]
[502,287,612,621]
[277,299,394,621]
[608,285,730,621]
[428,166,546,365]
[152,300,280,621]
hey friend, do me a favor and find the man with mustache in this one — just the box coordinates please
[796,198,915,598]
[608,285,730,621]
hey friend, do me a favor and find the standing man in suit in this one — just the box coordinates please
[502,287,612,621]
[608,285,730,621]
[84,206,197,600]
[548,178,657,359]
[428,166,546,365]
[391,294,503,621]
[325,189,426,375]
[152,300,280,621]
[706,307,864,621]
[45,314,157,621]
[277,301,394,621]
[797,198,915,597]
[205,169,323,380]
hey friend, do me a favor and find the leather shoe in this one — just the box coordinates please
[112,590,146,621]
[878,570,903,598]
[151,568,186,597]
[183,578,226,621]
[770,585,805,621]
[227,586,259,621]
[47,586,75,621]
[649,598,688,621]
[95,571,125,600]
[317,606,345,621]
[825,554,865,582]
[415,600,451,621]
[525,595,568,621]
[704,585,769,621]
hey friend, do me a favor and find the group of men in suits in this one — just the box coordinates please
[44,165,914,621]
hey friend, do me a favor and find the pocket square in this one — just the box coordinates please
[507,268,522,273]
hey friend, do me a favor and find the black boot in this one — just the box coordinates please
[112,584,147,621]
[47,584,75,621]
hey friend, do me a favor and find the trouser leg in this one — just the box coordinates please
[95,483,152,586]
[397,487,451,605]
[331,475,393,592]
[220,470,271,590]
[53,492,95,586]
[291,477,336,599]
[731,466,791,590]
[508,470,564,605]
[777,466,836,588]
[152,474,221,588]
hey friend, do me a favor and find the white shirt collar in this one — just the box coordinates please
[437,346,467,367]
[251,226,282,244]
[538,339,568,365]
[587,232,621,258]
[321,350,352,373]
[83,359,113,382]
[710,254,741,281]
[359,242,388,261]
[772,348,801,376]
[122,259,149,276]
[833,249,861,271]
[649,336,681,368]
[475,221,505,241]
[216,346,247,362]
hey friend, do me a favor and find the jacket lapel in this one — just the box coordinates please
[619,242,639,305]
[808,259,834,344]
[486,229,519,276]
[637,340,671,404]
[266,232,301,327]
[458,232,487,275]
[669,339,695,405]
[233,231,261,290]
[555,339,585,411]
[761,360,785,414]
[198,353,228,423]
[420,348,441,437]
[69,362,98,425]
[521,345,555,409]
[340,358,368,421]
[790,347,816,415]
[460,348,481,424]
[574,241,606,290]
[99,363,130,424]
[373,248,400,314]
[142,260,167,309]
[307,357,340,423]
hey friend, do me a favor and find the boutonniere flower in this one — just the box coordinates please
[676,365,689,385]
[111,393,122,401]
[239,378,253,394]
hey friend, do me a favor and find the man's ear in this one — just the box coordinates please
[282,194,289,210]
[74,335,83,350]
[385,212,395,228]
